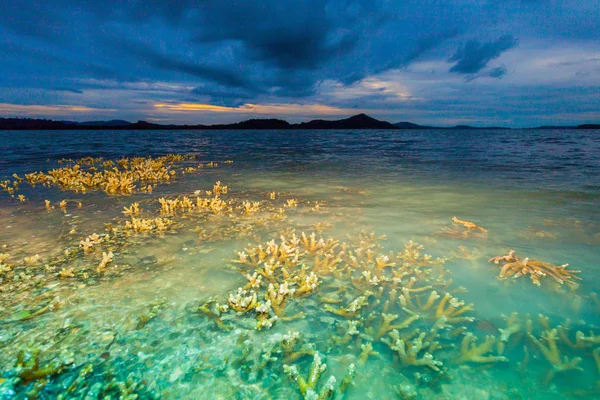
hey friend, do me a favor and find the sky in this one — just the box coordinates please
[1,0,599,127]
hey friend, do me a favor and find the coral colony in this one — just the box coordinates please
[0,154,597,399]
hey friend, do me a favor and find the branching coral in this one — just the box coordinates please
[25,154,195,195]
[300,232,339,255]
[228,288,258,313]
[266,282,295,316]
[325,291,373,319]
[280,331,315,363]
[124,217,173,234]
[79,232,106,252]
[489,250,581,288]
[122,202,140,216]
[382,330,443,371]
[400,289,474,324]
[498,312,522,342]
[242,201,261,215]
[373,313,420,340]
[96,251,114,273]
[358,342,379,364]
[197,298,230,330]
[452,217,487,233]
[284,353,354,400]
[528,329,583,383]
[455,333,508,364]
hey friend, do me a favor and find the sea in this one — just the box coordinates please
[0,129,598,399]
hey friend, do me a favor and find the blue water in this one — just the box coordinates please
[1,129,598,189]
[0,129,598,399]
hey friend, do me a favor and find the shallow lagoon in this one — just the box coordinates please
[0,129,598,399]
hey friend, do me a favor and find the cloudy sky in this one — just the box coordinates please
[1,0,599,127]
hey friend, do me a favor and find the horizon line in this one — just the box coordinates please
[0,113,598,130]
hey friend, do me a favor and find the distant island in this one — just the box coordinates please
[0,113,598,130]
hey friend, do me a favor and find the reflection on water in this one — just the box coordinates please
[0,129,599,399]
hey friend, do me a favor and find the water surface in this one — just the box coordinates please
[0,129,598,399]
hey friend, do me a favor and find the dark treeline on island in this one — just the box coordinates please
[0,113,598,130]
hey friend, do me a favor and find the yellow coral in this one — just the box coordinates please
[96,251,114,273]
[528,329,583,383]
[382,330,443,371]
[455,333,508,364]
[123,202,140,216]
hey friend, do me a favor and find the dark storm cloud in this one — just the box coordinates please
[0,0,599,125]
[449,35,518,75]
[402,29,462,67]
[193,1,356,67]
[115,40,253,90]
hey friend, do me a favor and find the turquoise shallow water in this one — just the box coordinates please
[0,129,598,399]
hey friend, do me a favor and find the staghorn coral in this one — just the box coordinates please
[359,342,379,363]
[373,313,420,340]
[25,154,196,195]
[489,250,581,288]
[284,353,354,400]
[438,217,487,239]
[228,288,258,313]
[528,328,583,384]
[79,232,106,252]
[332,320,361,346]
[325,291,374,319]
[96,251,114,273]
[455,333,508,364]
[295,272,320,297]
[280,331,315,363]
[400,289,474,324]
[242,201,261,215]
[552,320,600,350]
[300,232,339,255]
[452,217,487,233]
[197,298,230,330]
[124,216,173,234]
[122,202,140,216]
[382,330,443,371]
[498,312,522,343]
[266,282,295,317]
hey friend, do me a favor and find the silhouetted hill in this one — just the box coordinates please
[212,118,291,130]
[393,122,510,130]
[393,121,429,129]
[0,118,76,130]
[79,119,132,127]
[0,115,598,130]
[393,121,433,129]
[576,124,600,129]
[296,113,396,129]
[535,124,600,130]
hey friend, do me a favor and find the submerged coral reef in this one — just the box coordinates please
[0,152,597,399]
